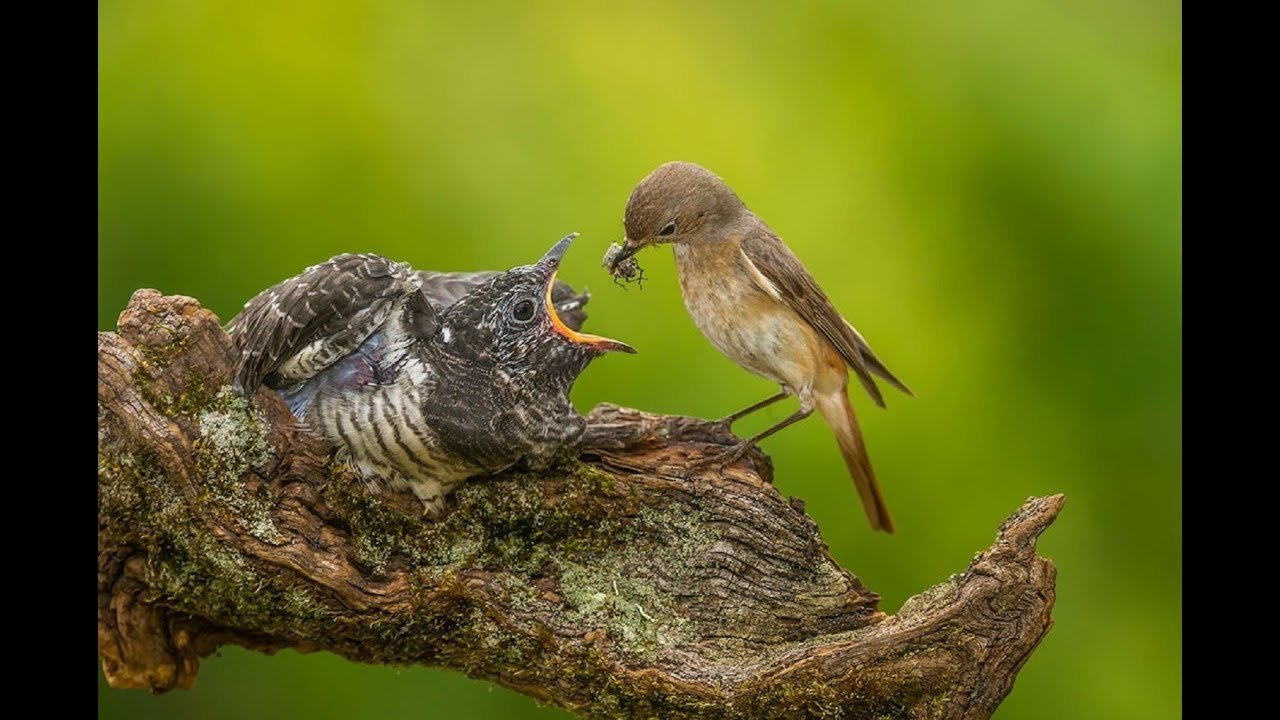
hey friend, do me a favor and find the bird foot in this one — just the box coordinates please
[707,424,731,443]
[707,417,744,442]
[688,440,755,472]
[410,482,448,520]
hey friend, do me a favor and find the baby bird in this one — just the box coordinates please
[230,233,633,515]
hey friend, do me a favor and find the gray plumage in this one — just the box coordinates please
[227,235,630,515]
[415,269,590,334]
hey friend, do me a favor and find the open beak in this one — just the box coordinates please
[540,233,637,354]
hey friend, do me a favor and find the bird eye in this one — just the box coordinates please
[658,221,676,237]
[511,298,536,324]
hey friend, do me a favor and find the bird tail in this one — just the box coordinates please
[815,389,895,533]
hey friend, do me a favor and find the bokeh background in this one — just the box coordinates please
[98,1,1181,718]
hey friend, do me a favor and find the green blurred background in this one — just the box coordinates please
[98,0,1181,717]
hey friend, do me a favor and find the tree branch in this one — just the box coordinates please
[98,290,1060,719]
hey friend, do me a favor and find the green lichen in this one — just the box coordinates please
[98,442,187,552]
[132,360,220,419]
[896,574,962,620]
[97,451,144,519]
[146,524,333,638]
[558,561,690,659]
[101,456,330,641]
[312,455,725,664]
[550,503,719,663]
[193,387,281,543]
[320,471,436,571]
[315,456,627,576]
[167,372,220,416]
[730,663,927,719]
[137,335,185,371]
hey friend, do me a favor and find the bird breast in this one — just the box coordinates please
[673,239,832,394]
[307,379,479,487]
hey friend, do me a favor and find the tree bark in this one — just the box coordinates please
[98,290,1061,719]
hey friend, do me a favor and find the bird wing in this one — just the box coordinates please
[415,270,591,331]
[415,270,502,309]
[739,229,912,407]
[228,254,432,395]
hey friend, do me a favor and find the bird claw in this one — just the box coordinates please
[688,441,754,472]
[709,418,735,435]
[416,492,448,520]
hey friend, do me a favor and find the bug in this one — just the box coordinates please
[602,242,645,288]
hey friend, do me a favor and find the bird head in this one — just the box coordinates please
[610,161,746,271]
[439,233,635,385]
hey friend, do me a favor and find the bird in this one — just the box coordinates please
[228,233,634,516]
[607,162,911,533]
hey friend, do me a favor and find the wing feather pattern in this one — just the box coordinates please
[739,229,911,407]
[228,254,426,395]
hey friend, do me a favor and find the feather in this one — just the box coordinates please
[227,254,429,395]
[739,226,910,407]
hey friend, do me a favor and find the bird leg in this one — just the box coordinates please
[695,406,814,469]
[715,391,790,429]
[410,478,448,519]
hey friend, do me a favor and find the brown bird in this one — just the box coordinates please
[609,161,911,532]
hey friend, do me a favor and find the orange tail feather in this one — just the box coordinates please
[815,390,894,533]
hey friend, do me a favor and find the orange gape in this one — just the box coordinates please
[544,270,628,351]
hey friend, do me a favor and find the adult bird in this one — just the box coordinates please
[608,162,911,532]
[229,233,634,516]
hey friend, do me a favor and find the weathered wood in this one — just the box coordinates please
[98,290,1060,719]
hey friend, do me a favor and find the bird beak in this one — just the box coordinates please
[539,232,579,268]
[606,237,642,273]
[540,233,637,354]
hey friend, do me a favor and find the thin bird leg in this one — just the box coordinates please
[717,391,789,427]
[739,406,814,447]
[696,406,814,469]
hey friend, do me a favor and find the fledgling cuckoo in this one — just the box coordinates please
[229,233,633,516]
